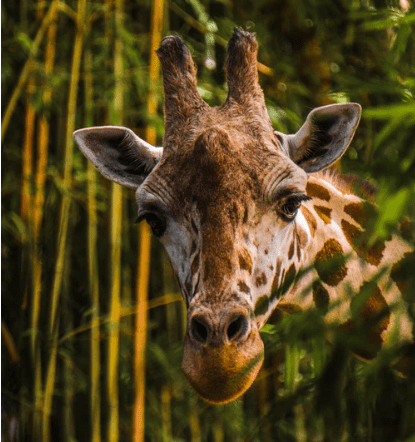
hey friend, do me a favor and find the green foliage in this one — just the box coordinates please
[2,0,415,441]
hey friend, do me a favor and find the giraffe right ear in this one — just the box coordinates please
[73,126,163,189]
[275,103,361,173]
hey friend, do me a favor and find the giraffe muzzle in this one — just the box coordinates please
[182,305,264,404]
[190,310,250,346]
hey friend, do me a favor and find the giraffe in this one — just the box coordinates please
[74,30,414,404]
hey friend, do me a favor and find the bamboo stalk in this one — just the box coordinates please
[85,47,102,442]
[122,201,133,321]
[41,323,59,442]
[36,0,45,22]
[31,3,58,439]
[21,64,35,225]
[63,244,75,442]
[133,0,164,440]
[1,321,19,363]
[161,385,172,442]
[20,63,36,313]
[189,396,202,442]
[41,0,86,440]
[212,421,224,442]
[31,0,59,357]
[49,0,86,333]
[107,0,124,440]
[108,183,122,442]
[33,350,43,440]
[1,0,59,142]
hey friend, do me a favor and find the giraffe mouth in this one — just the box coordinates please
[182,318,264,404]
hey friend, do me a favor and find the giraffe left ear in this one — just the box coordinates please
[275,103,361,173]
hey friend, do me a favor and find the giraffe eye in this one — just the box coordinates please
[137,212,166,237]
[280,195,311,221]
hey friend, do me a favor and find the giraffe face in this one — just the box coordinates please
[134,125,309,403]
[74,30,361,404]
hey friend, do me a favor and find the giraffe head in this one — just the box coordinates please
[74,30,361,404]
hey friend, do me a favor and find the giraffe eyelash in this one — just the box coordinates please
[278,194,312,221]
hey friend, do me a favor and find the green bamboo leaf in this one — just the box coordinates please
[363,103,415,120]
[284,343,300,393]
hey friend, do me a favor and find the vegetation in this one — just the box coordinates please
[2,0,415,441]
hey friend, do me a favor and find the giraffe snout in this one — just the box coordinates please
[189,309,250,346]
[183,304,264,404]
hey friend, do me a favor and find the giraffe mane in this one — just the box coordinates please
[316,168,377,201]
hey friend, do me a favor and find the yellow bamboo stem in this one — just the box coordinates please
[42,0,86,440]
[42,324,59,442]
[108,0,124,440]
[213,421,224,442]
[21,65,35,224]
[133,0,163,440]
[49,0,86,333]
[1,0,59,142]
[31,0,59,357]
[31,4,58,439]
[20,64,36,312]
[1,321,19,363]
[108,183,122,442]
[33,350,43,440]
[36,0,45,22]
[85,47,102,442]
[161,385,172,441]
[63,255,75,442]
[189,396,202,442]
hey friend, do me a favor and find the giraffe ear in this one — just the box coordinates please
[275,103,361,173]
[73,126,162,189]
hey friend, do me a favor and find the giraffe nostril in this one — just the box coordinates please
[227,315,248,342]
[191,317,209,344]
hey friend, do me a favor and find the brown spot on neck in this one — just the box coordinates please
[344,202,369,228]
[390,251,414,295]
[341,219,385,266]
[238,281,250,294]
[277,303,302,313]
[314,239,347,286]
[314,205,332,224]
[296,242,301,260]
[398,217,413,242]
[254,295,270,316]
[288,241,295,260]
[255,272,267,287]
[312,280,329,313]
[306,182,331,201]
[340,282,390,359]
[301,206,317,237]
[279,263,297,297]
[271,260,282,292]
[295,225,308,248]
[239,249,253,273]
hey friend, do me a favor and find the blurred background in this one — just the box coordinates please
[2,0,415,441]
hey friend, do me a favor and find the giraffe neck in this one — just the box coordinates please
[268,171,413,354]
